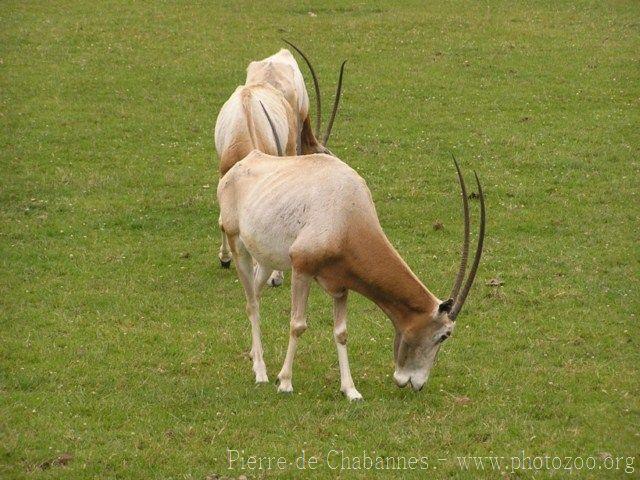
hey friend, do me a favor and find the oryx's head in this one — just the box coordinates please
[393,157,486,391]
[283,40,345,156]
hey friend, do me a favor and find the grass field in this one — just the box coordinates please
[1,1,639,478]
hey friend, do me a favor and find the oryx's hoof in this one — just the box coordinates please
[277,384,293,394]
[254,371,269,384]
[275,376,293,393]
[342,388,363,402]
[220,259,231,269]
[268,271,284,287]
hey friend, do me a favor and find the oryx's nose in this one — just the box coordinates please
[393,371,410,388]
[439,331,452,343]
[410,378,425,392]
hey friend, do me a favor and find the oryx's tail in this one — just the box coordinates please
[240,88,260,151]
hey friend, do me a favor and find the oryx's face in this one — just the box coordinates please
[393,301,455,391]
[392,156,486,393]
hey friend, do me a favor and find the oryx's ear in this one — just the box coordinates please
[300,116,319,154]
[438,298,454,314]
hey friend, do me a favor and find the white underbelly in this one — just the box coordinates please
[239,228,294,271]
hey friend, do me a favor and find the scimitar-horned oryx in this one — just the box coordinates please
[217,114,486,400]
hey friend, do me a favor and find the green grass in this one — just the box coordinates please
[1,1,639,478]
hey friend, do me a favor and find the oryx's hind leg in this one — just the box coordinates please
[268,270,284,287]
[253,263,274,291]
[332,292,362,401]
[250,263,275,359]
[231,238,268,383]
[218,216,232,268]
[251,259,282,288]
[296,122,302,155]
[276,270,311,393]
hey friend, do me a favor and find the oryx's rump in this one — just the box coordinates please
[218,152,350,271]
[214,83,296,176]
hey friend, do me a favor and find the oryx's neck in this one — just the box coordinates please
[346,226,438,332]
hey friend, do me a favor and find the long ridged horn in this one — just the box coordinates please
[449,155,470,300]
[282,39,322,137]
[449,170,486,321]
[322,60,346,147]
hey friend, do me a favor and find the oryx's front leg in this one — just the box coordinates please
[333,293,362,401]
[276,270,310,393]
[232,241,269,383]
[218,217,232,268]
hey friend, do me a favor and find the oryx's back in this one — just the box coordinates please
[246,49,309,120]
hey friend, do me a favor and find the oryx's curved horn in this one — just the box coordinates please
[282,39,322,137]
[450,154,470,300]
[259,101,282,157]
[322,60,346,147]
[449,171,486,321]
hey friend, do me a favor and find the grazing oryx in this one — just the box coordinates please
[217,117,486,400]
[214,43,345,286]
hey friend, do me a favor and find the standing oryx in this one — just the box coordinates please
[217,119,486,400]
[214,42,345,285]
[246,42,346,155]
